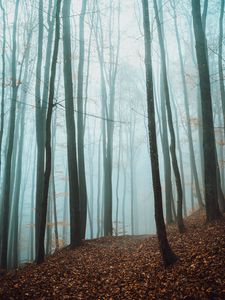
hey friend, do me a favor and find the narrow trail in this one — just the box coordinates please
[0,210,224,299]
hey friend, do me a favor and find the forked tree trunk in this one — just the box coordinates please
[36,0,62,264]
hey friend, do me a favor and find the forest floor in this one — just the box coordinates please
[0,210,225,300]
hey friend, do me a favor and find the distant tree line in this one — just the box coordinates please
[0,0,224,269]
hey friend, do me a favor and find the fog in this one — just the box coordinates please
[0,0,224,269]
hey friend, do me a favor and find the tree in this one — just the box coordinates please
[0,0,6,175]
[0,0,20,269]
[159,74,174,224]
[0,0,6,260]
[10,28,33,268]
[218,1,225,212]
[34,0,44,259]
[191,0,221,221]
[153,0,185,233]
[170,0,204,209]
[77,0,88,239]
[218,0,225,136]
[36,0,62,264]
[62,0,81,247]
[141,0,178,267]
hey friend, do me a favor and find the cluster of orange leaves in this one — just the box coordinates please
[0,210,224,299]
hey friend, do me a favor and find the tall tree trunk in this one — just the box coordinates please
[51,110,59,250]
[35,0,45,259]
[10,35,32,267]
[0,0,6,176]
[46,186,52,255]
[170,93,187,217]
[62,168,68,245]
[191,0,221,221]
[35,0,55,260]
[159,72,174,224]
[171,0,204,208]
[87,125,94,239]
[36,0,61,264]
[97,136,101,238]
[30,153,36,262]
[153,0,185,233]
[218,0,225,138]
[130,116,136,235]
[0,0,20,270]
[122,151,127,236]
[218,0,225,211]
[77,0,88,239]
[62,0,81,248]
[189,21,205,189]
[141,0,178,267]
[0,0,6,258]
[95,23,111,235]
[115,124,121,236]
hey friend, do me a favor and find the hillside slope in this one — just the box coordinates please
[0,210,224,299]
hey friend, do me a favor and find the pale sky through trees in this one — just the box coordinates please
[0,0,224,269]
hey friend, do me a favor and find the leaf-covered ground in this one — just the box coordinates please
[0,210,225,299]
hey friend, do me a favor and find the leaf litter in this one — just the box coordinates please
[0,210,224,299]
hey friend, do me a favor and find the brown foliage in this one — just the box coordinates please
[0,210,224,299]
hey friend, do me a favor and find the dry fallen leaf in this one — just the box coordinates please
[0,210,224,299]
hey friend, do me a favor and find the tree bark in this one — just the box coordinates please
[62,0,81,248]
[36,0,62,264]
[141,0,178,267]
[0,0,20,269]
[77,0,88,239]
[153,0,185,233]
[0,0,6,176]
[191,0,221,221]
[171,0,204,208]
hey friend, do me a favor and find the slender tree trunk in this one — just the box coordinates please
[142,0,178,267]
[0,0,6,176]
[46,187,52,255]
[189,21,205,189]
[159,73,174,224]
[116,124,121,235]
[0,0,20,270]
[35,0,45,259]
[62,168,68,245]
[153,0,185,233]
[51,110,59,250]
[36,0,61,264]
[86,124,94,239]
[62,0,81,248]
[122,151,127,236]
[30,153,36,262]
[171,0,204,208]
[191,0,221,221]
[171,94,187,217]
[218,1,225,212]
[218,0,225,137]
[35,0,55,259]
[77,0,88,239]
[97,136,101,238]
[10,27,33,268]
[95,29,111,235]
[130,116,136,235]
